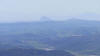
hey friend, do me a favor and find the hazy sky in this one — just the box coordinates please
[0,0,100,22]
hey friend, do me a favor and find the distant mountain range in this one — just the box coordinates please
[0,18,100,56]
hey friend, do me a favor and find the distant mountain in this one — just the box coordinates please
[76,13,100,21]
[40,16,53,22]
[0,19,100,55]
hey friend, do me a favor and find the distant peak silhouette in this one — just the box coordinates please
[40,16,52,21]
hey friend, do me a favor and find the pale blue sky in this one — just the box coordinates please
[0,0,100,22]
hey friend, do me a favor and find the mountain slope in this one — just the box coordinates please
[0,48,75,56]
[0,19,100,55]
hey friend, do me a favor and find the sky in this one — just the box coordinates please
[0,0,100,22]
